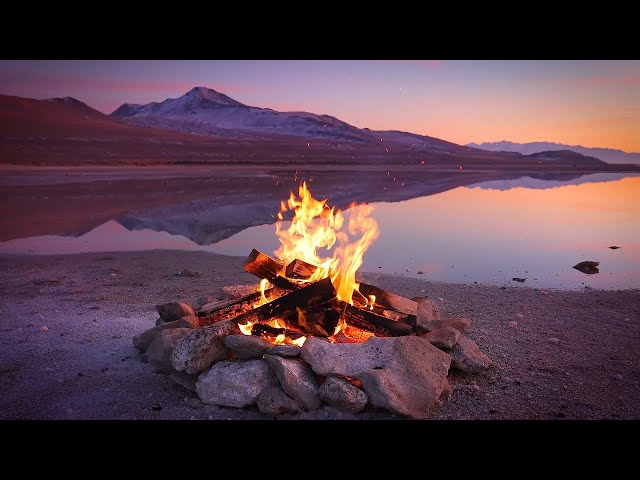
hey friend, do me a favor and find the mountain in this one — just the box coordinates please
[467,140,640,165]
[112,86,371,143]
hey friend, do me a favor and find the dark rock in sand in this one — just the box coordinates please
[318,377,368,413]
[448,336,494,373]
[196,359,278,408]
[512,277,526,283]
[171,319,240,374]
[263,355,321,410]
[609,246,621,250]
[169,371,198,392]
[425,326,461,349]
[257,386,301,415]
[265,345,301,357]
[155,302,195,322]
[145,328,193,373]
[301,336,451,418]
[132,317,197,352]
[224,334,272,359]
[573,261,600,275]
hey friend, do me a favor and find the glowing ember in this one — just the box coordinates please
[274,333,286,344]
[239,321,253,335]
[291,336,307,347]
[367,294,376,310]
[274,181,379,305]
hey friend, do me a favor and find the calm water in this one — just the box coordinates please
[2,174,638,290]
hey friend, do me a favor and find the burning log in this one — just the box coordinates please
[357,283,417,317]
[250,323,305,341]
[198,290,273,315]
[340,302,412,337]
[285,259,322,280]
[232,277,337,336]
[243,249,297,290]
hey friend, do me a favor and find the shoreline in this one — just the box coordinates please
[1,249,638,420]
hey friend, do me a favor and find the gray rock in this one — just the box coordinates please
[318,377,368,413]
[132,317,196,352]
[155,302,195,322]
[448,336,494,373]
[425,326,461,349]
[301,337,391,377]
[145,328,193,372]
[224,334,272,359]
[171,319,240,374]
[302,336,451,419]
[169,371,198,392]
[196,359,278,408]
[265,345,301,357]
[415,297,441,331]
[418,317,472,334]
[257,386,301,415]
[264,355,321,410]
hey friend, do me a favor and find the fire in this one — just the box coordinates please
[291,336,307,347]
[239,321,253,335]
[274,181,379,304]
[253,278,270,308]
[274,333,286,345]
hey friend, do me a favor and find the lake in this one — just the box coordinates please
[1,172,638,290]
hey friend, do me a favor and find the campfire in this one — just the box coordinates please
[134,182,494,418]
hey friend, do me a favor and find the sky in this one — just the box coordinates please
[1,60,638,152]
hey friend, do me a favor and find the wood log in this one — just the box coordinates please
[287,304,341,337]
[243,249,297,290]
[251,323,305,341]
[232,277,337,332]
[337,300,412,337]
[198,289,273,315]
[285,259,323,280]
[246,252,417,317]
[357,282,418,316]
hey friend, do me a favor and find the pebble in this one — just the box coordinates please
[516,313,524,319]
[548,337,560,344]
[41,326,49,332]
[613,374,623,380]
[508,321,518,329]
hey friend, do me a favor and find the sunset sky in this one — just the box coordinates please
[1,60,638,152]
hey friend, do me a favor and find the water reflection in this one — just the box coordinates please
[1,173,638,290]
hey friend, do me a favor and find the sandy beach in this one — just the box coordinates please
[1,249,638,420]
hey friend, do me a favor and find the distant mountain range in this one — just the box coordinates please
[2,88,636,171]
[112,86,470,153]
[467,141,640,165]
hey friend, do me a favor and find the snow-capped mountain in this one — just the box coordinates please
[112,86,371,143]
[467,140,640,165]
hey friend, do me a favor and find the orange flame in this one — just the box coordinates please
[274,181,379,304]
[253,278,270,308]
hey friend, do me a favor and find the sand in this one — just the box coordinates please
[1,250,638,420]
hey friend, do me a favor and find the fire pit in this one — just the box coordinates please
[133,182,494,418]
